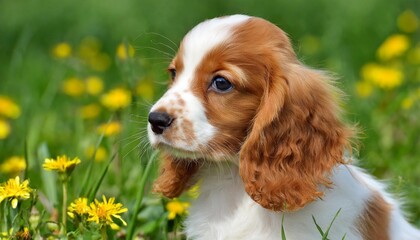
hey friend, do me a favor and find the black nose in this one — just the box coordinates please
[148,112,174,134]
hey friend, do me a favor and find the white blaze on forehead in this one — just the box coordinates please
[149,15,250,153]
[181,14,250,80]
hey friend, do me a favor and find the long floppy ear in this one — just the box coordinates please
[239,63,353,211]
[152,154,200,198]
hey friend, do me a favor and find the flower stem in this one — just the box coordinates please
[61,180,68,235]
[101,226,108,240]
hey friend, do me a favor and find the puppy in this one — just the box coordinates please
[147,15,420,240]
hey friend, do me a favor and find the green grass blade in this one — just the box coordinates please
[322,208,342,240]
[312,215,325,236]
[23,138,29,179]
[37,143,58,206]
[126,151,158,240]
[281,213,287,240]
[79,116,110,196]
[87,152,117,202]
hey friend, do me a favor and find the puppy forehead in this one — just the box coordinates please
[179,15,251,73]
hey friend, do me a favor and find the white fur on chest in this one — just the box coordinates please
[184,164,372,240]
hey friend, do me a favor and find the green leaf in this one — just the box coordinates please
[137,220,159,235]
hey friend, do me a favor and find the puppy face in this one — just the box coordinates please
[148,15,293,161]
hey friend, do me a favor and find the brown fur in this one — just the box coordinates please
[357,193,391,240]
[152,154,200,198]
[152,17,353,210]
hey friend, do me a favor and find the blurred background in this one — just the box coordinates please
[0,0,419,238]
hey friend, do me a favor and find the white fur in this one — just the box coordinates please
[185,163,420,240]
[182,14,250,78]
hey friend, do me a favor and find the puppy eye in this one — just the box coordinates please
[168,68,176,80]
[210,76,233,93]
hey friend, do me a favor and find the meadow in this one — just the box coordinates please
[0,0,419,239]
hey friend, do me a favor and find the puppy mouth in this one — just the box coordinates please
[155,142,205,159]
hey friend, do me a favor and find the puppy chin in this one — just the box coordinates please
[159,144,200,159]
[153,141,233,163]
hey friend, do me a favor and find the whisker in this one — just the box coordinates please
[128,120,148,124]
[136,46,173,58]
[136,137,153,161]
[150,40,177,55]
[119,133,146,144]
[146,32,179,50]
[122,139,145,160]
[136,56,173,61]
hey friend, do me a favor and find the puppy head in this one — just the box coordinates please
[148,15,353,211]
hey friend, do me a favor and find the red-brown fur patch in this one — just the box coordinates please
[152,154,200,198]
[357,193,391,240]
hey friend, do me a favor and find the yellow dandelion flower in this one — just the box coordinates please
[62,77,85,97]
[87,195,128,230]
[397,10,419,33]
[43,155,81,173]
[0,176,32,208]
[361,63,403,89]
[15,227,31,240]
[0,96,21,119]
[80,103,101,119]
[136,81,155,101]
[52,42,72,59]
[0,230,9,238]
[166,199,190,220]
[100,88,132,110]
[0,156,26,175]
[401,96,415,110]
[85,145,108,162]
[377,34,410,61]
[0,228,14,239]
[116,43,135,60]
[97,121,122,136]
[85,76,104,95]
[355,81,374,98]
[0,119,11,140]
[68,197,90,219]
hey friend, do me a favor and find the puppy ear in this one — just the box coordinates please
[239,63,353,211]
[153,154,200,198]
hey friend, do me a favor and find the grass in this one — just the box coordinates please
[281,209,346,240]
[0,0,419,238]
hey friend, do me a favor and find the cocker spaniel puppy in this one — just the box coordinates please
[147,15,420,240]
